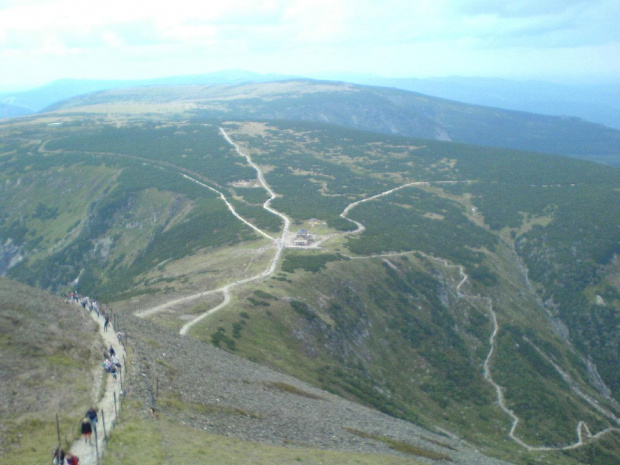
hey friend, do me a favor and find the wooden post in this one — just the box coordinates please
[93,421,99,464]
[101,409,107,440]
[56,414,61,450]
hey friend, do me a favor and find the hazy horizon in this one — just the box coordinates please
[1,0,619,91]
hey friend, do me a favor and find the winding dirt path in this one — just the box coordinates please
[145,127,293,336]
[412,255,620,451]
[69,308,126,465]
[336,185,620,451]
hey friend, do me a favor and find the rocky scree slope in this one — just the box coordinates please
[121,314,514,465]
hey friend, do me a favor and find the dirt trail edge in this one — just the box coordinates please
[70,309,127,465]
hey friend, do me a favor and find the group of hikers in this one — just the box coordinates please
[56,292,125,464]
[103,344,122,379]
[67,292,100,315]
[52,408,99,465]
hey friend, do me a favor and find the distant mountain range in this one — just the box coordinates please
[47,79,620,165]
[313,73,620,130]
[1,70,619,131]
[0,70,295,115]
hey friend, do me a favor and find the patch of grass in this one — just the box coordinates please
[281,253,344,273]
[289,300,316,321]
[211,327,236,350]
[105,399,423,465]
[253,290,277,300]
[346,428,452,461]
[158,392,262,419]
[265,381,323,400]
[420,436,457,451]
[248,297,270,306]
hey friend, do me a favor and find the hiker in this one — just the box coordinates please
[86,407,98,425]
[109,345,115,357]
[104,315,110,331]
[111,353,121,368]
[52,447,65,464]
[81,417,92,443]
[65,453,79,465]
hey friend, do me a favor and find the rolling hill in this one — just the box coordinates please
[45,79,620,165]
[1,87,619,464]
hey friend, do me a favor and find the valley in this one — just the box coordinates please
[1,94,620,464]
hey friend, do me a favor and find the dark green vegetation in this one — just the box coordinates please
[0,120,263,299]
[2,101,620,465]
[0,278,101,465]
[49,80,620,164]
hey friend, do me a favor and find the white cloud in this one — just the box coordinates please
[0,0,618,88]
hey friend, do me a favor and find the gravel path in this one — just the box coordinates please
[69,309,127,465]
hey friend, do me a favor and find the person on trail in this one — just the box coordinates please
[65,453,79,465]
[109,345,115,357]
[81,417,92,443]
[104,315,110,331]
[111,353,121,368]
[86,407,98,425]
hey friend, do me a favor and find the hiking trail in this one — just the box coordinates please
[69,306,126,465]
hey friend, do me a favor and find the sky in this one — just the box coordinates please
[1,0,619,91]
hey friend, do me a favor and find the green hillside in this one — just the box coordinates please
[0,278,101,465]
[1,113,619,464]
[46,80,620,164]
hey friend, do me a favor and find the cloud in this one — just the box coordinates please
[0,0,618,87]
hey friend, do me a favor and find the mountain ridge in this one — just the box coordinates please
[45,79,620,165]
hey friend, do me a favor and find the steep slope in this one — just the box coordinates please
[45,80,620,164]
[0,278,102,465]
[323,74,620,130]
[109,313,511,465]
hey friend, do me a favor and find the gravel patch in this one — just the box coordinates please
[121,314,514,465]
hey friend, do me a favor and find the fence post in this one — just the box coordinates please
[56,414,61,450]
[94,422,99,464]
[101,409,107,440]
